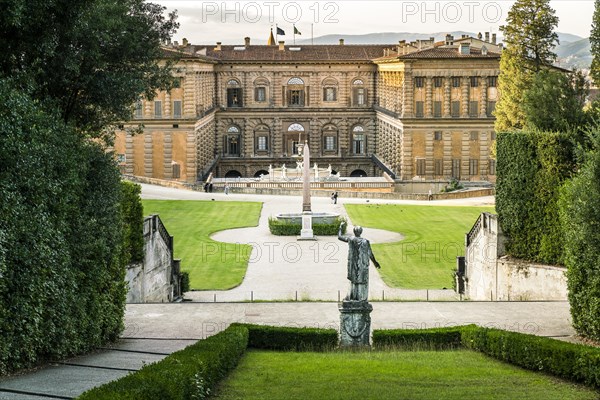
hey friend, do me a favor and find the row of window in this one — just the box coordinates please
[135,100,183,119]
[416,159,497,177]
[227,87,367,107]
[432,131,497,141]
[415,100,496,118]
[415,76,497,88]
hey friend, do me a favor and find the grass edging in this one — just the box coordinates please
[78,324,600,398]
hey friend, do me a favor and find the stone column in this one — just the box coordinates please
[479,77,488,118]
[461,132,470,180]
[443,78,451,118]
[461,77,469,118]
[425,77,433,118]
[425,131,434,178]
[144,132,153,177]
[165,92,171,118]
[443,131,452,179]
[125,132,134,175]
[164,131,173,179]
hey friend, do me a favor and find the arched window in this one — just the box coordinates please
[225,170,242,178]
[352,78,367,106]
[350,169,368,177]
[322,77,338,102]
[287,77,305,106]
[224,126,241,157]
[287,123,306,155]
[322,124,338,153]
[254,77,269,103]
[288,123,305,132]
[352,125,366,155]
[226,78,242,107]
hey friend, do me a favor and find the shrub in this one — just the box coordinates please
[461,326,600,389]
[181,271,191,293]
[120,181,144,264]
[268,217,347,236]
[373,326,466,350]
[496,130,574,264]
[559,147,600,341]
[78,325,249,399]
[238,324,338,351]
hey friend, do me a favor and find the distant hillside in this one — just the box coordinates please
[556,38,591,69]
[557,32,585,44]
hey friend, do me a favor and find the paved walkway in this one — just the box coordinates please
[1,185,574,399]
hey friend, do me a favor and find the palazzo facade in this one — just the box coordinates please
[114,34,500,183]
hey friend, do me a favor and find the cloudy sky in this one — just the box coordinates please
[155,1,594,44]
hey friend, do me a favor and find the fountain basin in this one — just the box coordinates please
[275,212,340,224]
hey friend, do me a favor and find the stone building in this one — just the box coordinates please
[113,34,500,184]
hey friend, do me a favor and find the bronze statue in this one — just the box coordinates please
[338,222,381,302]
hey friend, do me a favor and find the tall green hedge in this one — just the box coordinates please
[0,80,129,374]
[496,130,574,264]
[559,148,600,341]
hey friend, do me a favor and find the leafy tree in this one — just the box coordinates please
[0,0,179,140]
[522,69,588,132]
[590,0,600,86]
[495,0,559,131]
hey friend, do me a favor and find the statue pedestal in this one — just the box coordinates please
[298,211,315,240]
[339,300,373,347]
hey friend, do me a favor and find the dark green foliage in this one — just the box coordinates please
[522,69,588,133]
[78,325,249,399]
[496,130,574,264]
[0,80,127,374]
[120,181,144,264]
[591,0,600,86]
[461,326,600,389]
[181,271,191,293]
[268,217,347,236]
[239,324,339,351]
[0,0,179,140]
[559,139,600,341]
[372,327,466,350]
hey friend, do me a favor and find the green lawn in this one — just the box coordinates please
[214,350,597,400]
[142,200,262,290]
[345,204,493,289]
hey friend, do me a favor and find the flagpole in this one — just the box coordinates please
[293,24,296,44]
[276,23,278,42]
[311,23,314,45]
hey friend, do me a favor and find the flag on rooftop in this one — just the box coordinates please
[277,27,285,35]
[267,28,275,45]
[294,26,301,35]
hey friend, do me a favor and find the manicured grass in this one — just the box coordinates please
[345,204,493,289]
[142,200,261,290]
[214,350,597,400]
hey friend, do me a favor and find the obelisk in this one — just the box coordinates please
[299,141,315,239]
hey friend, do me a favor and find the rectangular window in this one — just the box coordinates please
[415,77,425,88]
[353,134,365,154]
[173,100,182,118]
[488,76,498,87]
[489,159,497,175]
[487,101,496,117]
[172,163,181,179]
[451,101,460,117]
[415,101,424,117]
[257,136,268,151]
[469,101,479,117]
[323,87,337,101]
[433,77,443,88]
[135,101,143,118]
[227,88,242,107]
[469,159,479,176]
[470,131,479,141]
[434,159,443,176]
[416,159,426,176]
[452,159,461,179]
[289,90,304,106]
[324,136,336,151]
[255,87,266,102]
[433,101,442,117]
[354,88,366,106]
[470,77,479,87]
[452,77,461,88]
[154,100,162,118]
[434,131,442,141]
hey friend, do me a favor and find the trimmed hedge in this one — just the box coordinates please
[373,326,466,350]
[78,325,249,399]
[120,181,144,264]
[496,130,574,264]
[461,326,600,389]
[239,324,339,351]
[559,147,600,341]
[268,217,347,236]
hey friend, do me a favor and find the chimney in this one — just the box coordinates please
[174,40,179,47]
[478,32,483,40]
[244,37,250,48]
[485,32,490,43]
[445,34,453,45]
[182,38,189,46]
[492,34,497,45]
[339,38,345,45]
[278,41,285,51]
[460,43,471,55]
[215,42,222,51]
